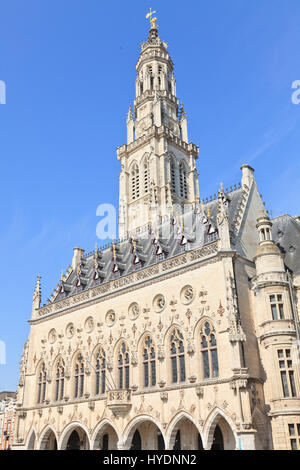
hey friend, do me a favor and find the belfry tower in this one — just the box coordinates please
[117,17,200,239]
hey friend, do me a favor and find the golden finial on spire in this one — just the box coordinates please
[146,7,158,29]
[207,206,211,218]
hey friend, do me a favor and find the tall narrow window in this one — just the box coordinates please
[37,362,47,404]
[171,160,176,194]
[201,322,219,379]
[270,294,285,320]
[131,164,140,200]
[148,66,154,90]
[118,342,130,389]
[144,162,149,194]
[95,347,106,395]
[158,66,162,88]
[278,349,296,397]
[55,358,65,401]
[143,335,156,388]
[179,163,188,199]
[170,328,186,383]
[74,354,85,399]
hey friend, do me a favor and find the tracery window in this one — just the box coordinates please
[74,354,85,399]
[118,342,130,389]
[37,362,47,404]
[95,347,106,395]
[170,328,186,383]
[131,163,140,200]
[143,335,156,388]
[179,163,188,199]
[144,161,149,194]
[200,322,219,379]
[55,357,65,401]
[171,159,176,194]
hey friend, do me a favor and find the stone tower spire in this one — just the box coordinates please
[117,19,200,239]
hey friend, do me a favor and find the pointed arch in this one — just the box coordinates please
[179,161,188,199]
[59,422,91,450]
[38,425,58,450]
[130,161,140,200]
[169,155,177,194]
[193,317,219,380]
[123,415,166,450]
[141,153,150,195]
[138,332,157,389]
[114,339,130,389]
[203,407,237,450]
[36,360,47,404]
[166,411,203,450]
[72,352,85,399]
[93,345,106,396]
[52,355,65,402]
[91,419,120,450]
[26,428,37,450]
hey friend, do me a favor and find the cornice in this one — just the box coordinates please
[32,242,221,324]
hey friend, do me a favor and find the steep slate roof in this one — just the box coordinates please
[272,214,300,274]
[50,184,244,305]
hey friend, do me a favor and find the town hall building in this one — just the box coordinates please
[12,18,300,450]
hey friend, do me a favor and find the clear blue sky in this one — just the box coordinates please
[0,0,300,390]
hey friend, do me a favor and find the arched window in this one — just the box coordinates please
[55,358,65,401]
[74,354,85,398]
[143,335,156,388]
[148,66,154,90]
[95,347,106,395]
[170,159,176,194]
[179,163,188,199]
[37,362,47,404]
[170,328,186,383]
[118,342,130,389]
[131,163,140,200]
[200,322,219,379]
[144,161,149,194]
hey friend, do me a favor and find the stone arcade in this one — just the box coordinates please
[12,20,300,450]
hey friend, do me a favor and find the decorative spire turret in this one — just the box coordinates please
[32,274,41,318]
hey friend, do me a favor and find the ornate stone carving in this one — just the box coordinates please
[196,386,204,398]
[129,302,140,320]
[180,285,194,305]
[84,316,94,333]
[106,310,116,327]
[153,294,166,313]
[66,323,75,339]
[48,329,57,344]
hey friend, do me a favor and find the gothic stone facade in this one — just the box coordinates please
[12,26,300,451]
